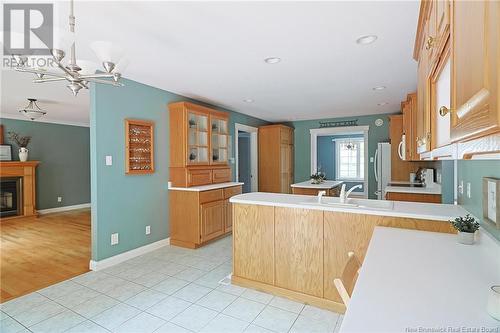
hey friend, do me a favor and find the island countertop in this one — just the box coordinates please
[290,180,344,189]
[230,192,469,221]
[340,227,500,332]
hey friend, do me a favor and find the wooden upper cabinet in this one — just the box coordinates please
[450,0,500,142]
[169,102,230,187]
[435,0,450,49]
[401,93,418,161]
[416,45,431,153]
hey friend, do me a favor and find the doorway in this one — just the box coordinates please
[235,124,258,193]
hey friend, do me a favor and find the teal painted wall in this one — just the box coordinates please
[439,160,455,204]
[291,114,392,199]
[0,118,90,209]
[91,78,267,261]
[317,134,364,192]
[457,160,500,241]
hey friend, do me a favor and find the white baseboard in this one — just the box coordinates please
[89,238,170,271]
[38,203,91,215]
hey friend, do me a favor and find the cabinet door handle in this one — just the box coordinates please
[425,36,435,50]
[439,106,451,117]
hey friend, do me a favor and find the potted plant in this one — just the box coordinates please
[310,171,326,184]
[8,131,31,162]
[449,214,480,245]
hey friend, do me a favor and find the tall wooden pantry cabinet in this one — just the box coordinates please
[258,125,294,193]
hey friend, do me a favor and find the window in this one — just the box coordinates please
[335,138,364,181]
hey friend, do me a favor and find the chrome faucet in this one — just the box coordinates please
[339,184,363,204]
[317,190,327,204]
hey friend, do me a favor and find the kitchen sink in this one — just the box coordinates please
[300,197,394,211]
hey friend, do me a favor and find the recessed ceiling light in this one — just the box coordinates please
[356,35,378,45]
[264,57,281,64]
[372,86,386,91]
[243,98,254,103]
[377,102,389,106]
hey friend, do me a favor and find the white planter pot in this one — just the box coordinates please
[458,231,475,245]
[18,148,28,162]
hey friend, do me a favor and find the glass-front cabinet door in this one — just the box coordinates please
[187,112,209,165]
[210,116,228,164]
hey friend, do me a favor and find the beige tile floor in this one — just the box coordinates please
[0,236,343,333]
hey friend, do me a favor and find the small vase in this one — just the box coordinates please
[18,147,28,162]
[458,231,475,245]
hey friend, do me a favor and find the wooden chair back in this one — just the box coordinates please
[333,251,361,307]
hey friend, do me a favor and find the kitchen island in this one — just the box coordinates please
[290,180,344,196]
[230,192,467,313]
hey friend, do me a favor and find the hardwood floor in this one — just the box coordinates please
[0,209,90,303]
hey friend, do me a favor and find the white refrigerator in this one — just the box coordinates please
[373,142,391,200]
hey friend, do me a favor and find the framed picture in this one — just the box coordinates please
[0,144,12,161]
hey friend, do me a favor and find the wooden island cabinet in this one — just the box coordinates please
[232,201,455,313]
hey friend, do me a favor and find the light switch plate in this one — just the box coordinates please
[466,183,471,198]
[483,177,500,228]
[105,156,113,166]
[111,233,119,245]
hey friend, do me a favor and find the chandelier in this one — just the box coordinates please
[19,99,47,120]
[12,0,123,96]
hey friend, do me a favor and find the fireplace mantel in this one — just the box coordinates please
[0,161,40,219]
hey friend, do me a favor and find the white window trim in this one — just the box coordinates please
[335,138,365,181]
[310,125,369,198]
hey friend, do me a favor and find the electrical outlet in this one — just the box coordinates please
[466,182,471,199]
[370,157,374,163]
[105,155,113,166]
[145,225,151,235]
[111,233,119,245]
[57,197,62,202]
[458,180,464,195]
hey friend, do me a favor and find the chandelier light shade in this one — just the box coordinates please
[11,0,124,96]
[19,99,47,120]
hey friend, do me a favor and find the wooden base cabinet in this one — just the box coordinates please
[386,192,441,203]
[169,185,242,248]
[232,203,454,313]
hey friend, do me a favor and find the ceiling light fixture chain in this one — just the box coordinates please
[12,0,124,96]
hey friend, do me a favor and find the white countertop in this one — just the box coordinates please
[290,180,344,189]
[340,227,500,332]
[385,183,442,195]
[230,192,468,221]
[168,182,243,192]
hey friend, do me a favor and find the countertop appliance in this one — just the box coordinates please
[374,142,391,200]
[415,168,436,187]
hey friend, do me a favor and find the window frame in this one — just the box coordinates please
[335,138,365,182]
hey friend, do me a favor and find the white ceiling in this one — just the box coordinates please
[1,1,420,125]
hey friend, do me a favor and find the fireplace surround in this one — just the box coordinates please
[0,161,39,219]
[0,177,22,217]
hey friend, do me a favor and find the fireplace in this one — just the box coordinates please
[1,177,22,217]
